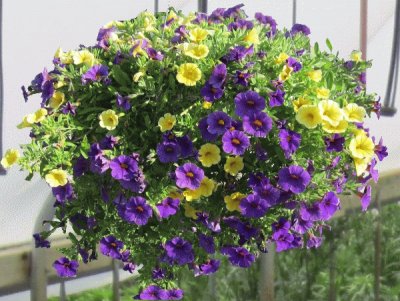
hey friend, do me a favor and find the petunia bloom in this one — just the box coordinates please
[278,165,311,194]
[53,257,79,278]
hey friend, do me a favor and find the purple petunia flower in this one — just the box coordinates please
[253,178,281,207]
[119,169,147,193]
[100,135,118,150]
[255,12,277,37]
[222,130,250,156]
[234,90,266,117]
[344,60,354,70]
[224,246,255,268]
[157,197,180,219]
[240,194,268,218]
[165,237,195,265]
[116,94,131,111]
[207,111,232,135]
[272,217,291,232]
[137,285,169,300]
[146,47,164,61]
[223,45,254,63]
[171,25,188,43]
[228,19,254,31]
[197,259,221,276]
[109,155,139,181]
[100,235,124,259]
[209,63,227,88]
[292,215,313,234]
[269,89,285,107]
[233,70,252,86]
[286,57,302,72]
[319,191,340,220]
[360,185,372,211]
[33,233,50,248]
[166,289,184,300]
[97,26,116,49]
[53,257,79,278]
[299,202,321,221]
[198,117,218,142]
[152,268,166,280]
[61,102,77,115]
[200,82,224,102]
[52,183,74,204]
[157,141,181,163]
[175,163,204,190]
[272,229,294,252]
[198,234,215,254]
[278,165,311,194]
[255,143,268,161]
[374,137,388,161]
[236,221,259,240]
[290,23,311,36]
[117,196,153,226]
[90,156,110,174]
[324,134,345,152]
[177,135,195,158]
[243,111,273,138]
[123,262,137,274]
[248,172,268,188]
[279,129,301,159]
[81,65,109,84]
[223,4,245,19]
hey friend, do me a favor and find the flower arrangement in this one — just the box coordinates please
[2,4,388,300]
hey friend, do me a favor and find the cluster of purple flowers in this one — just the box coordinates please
[157,132,195,163]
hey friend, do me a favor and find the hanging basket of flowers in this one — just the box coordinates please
[2,3,387,300]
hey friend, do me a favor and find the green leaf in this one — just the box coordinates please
[326,38,333,52]
[111,65,131,86]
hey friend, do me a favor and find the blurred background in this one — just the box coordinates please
[0,0,399,300]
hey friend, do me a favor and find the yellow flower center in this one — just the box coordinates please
[232,138,241,145]
[218,119,225,126]
[186,172,194,178]
[253,119,263,127]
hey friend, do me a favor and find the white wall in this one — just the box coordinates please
[0,0,398,247]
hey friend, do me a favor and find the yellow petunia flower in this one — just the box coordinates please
[17,114,34,129]
[296,105,323,129]
[343,103,366,123]
[176,63,202,86]
[183,44,209,60]
[243,28,259,44]
[158,113,176,132]
[99,110,119,131]
[168,189,184,201]
[203,101,212,109]
[354,156,371,176]
[45,169,68,187]
[308,70,322,82]
[73,50,95,67]
[322,119,348,133]
[198,177,216,197]
[198,143,221,167]
[279,65,293,82]
[183,188,202,202]
[318,99,343,126]
[60,50,74,65]
[189,27,209,43]
[184,203,199,219]
[316,87,330,99]
[224,156,244,176]
[1,149,20,169]
[349,133,375,159]
[275,52,289,64]
[49,91,65,109]
[293,97,312,112]
[351,50,362,62]
[224,192,246,212]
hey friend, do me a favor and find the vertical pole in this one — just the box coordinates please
[259,244,275,301]
[292,0,297,26]
[374,190,382,301]
[198,0,208,13]
[328,236,336,301]
[112,259,121,301]
[0,0,5,175]
[31,193,56,301]
[59,280,67,301]
[360,0,368,61]
[154,0,159,14]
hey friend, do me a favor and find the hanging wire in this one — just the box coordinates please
[382,0,399,116]
[154,0,159,13]
[0,0,5,175]
[198,0,208,13]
